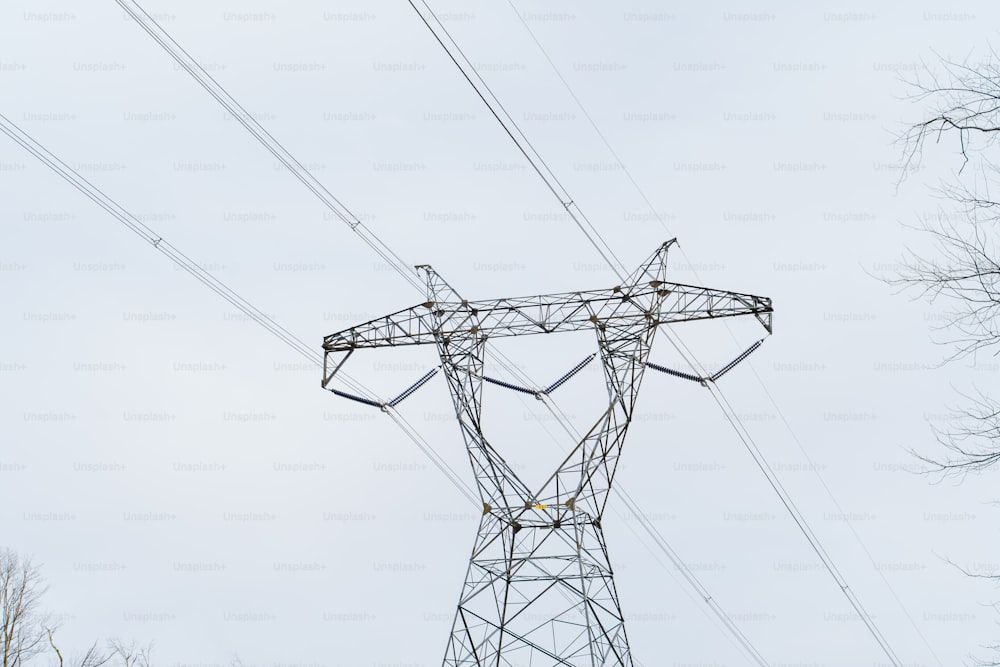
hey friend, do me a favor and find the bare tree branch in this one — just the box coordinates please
[47,628,110,667]
[895,47,1000,664]
[107,639,152,667]
[0,550,160,667]
[911,389,1000,477]
[897,46,1000,180]
[45,628,61,667]
[0,549,47,667]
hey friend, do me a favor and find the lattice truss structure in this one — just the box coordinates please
[323,241,773,666]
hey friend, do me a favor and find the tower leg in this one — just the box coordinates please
[443,508,632,666]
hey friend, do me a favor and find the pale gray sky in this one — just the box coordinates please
[2,1,999,665]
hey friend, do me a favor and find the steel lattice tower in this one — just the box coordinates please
[322,241,773,666]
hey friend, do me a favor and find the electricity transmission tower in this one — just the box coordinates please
[323,240,773,666]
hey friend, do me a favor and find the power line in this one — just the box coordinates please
[113,3,774,661]
[115,0,545,426]
[116,0,424,295]
[111,3,881,664]
[406,0,626,279]
[501,4,941,662]
[0,112,478,509]
[406,2,908,665]
[58,16,750,662]
[8,9,776,665]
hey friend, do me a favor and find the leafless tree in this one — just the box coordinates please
[895,47,1000,666]
[895,48,1000,477]
[914,388,1000,479]
[105,640,152,667]
[0,549,47,667]
[1,549,160,667]
[45,633,153,667]
[46,628,108,667]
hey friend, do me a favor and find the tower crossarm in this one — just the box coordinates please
[322,280,770,388]
[462,281,772,337]
[322,282,771,353]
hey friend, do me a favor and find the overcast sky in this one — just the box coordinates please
[3,1,1000,665]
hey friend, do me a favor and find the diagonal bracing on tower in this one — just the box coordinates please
[323,240,773,666]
